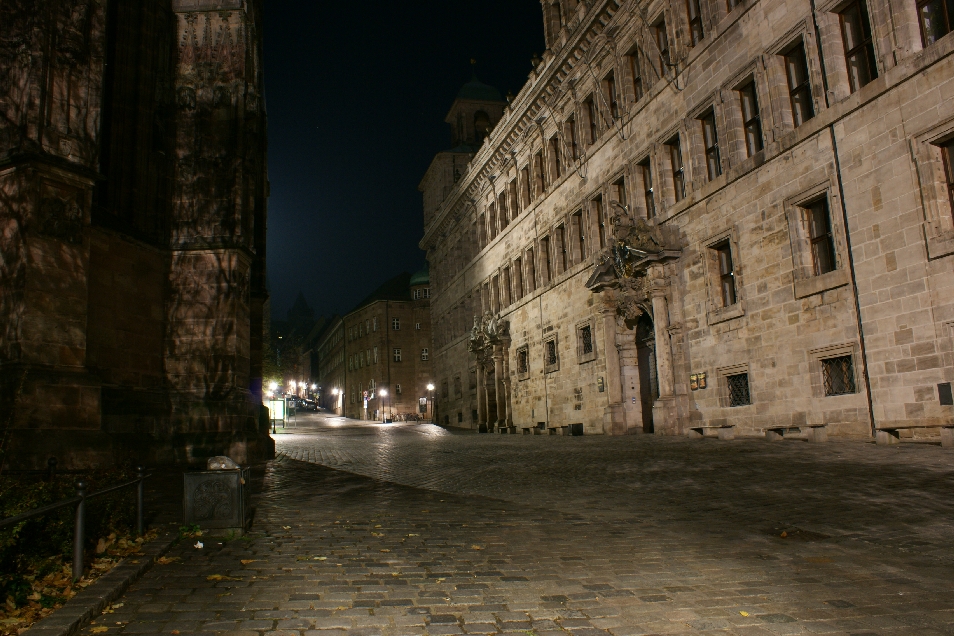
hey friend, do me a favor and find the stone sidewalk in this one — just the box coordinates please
[73,416,954,635]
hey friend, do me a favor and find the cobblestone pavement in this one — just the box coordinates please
[78,414,954,636]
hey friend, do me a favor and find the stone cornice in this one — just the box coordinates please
[419,0,619,251]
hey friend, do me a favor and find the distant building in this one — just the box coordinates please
[420,0,954,440]
[315,271,434,421]
[0,1,270,467]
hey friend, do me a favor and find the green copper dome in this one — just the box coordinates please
[456,77,504,103]
[409,267,430,287]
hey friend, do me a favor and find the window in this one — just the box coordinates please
[840,0,878,92]
[653,18,670,66]
[727,0,742,10]
[807,199,837,275]
[785,43,814,127]
[577,322,597,363]
[421,348,429,361]
[477,214,487,248]
[549,136,563,181]
[543,336,560,373]
[612,178,627,212]
[509,179,520,220]
[628,49,644,102]
[943,140,954,215]
[687,0,705,45]
[917,0,953,46]
[556,224,568,273]
[727,373,751,406]
[572,210,587,262]
[639,159,656,218]
[488,202,498,241]
[516,345,530,379]
[441,380,449,398]
[503,266,512,306]
[374,346,378,364]
[585,97,598,145]
[712,240,737,306]
[700,110,722,181]
[454,375,462,397]
[393,348,402,362]
[392,318,400,330]
[565,116,580,160]
[540,236,552,284]
[415,322,421,330]
[526,247,537,292]
[602,72,619,120]
[423,288,430,298]
[533,150,546,196]
[593,195,607,248]
[514,256,524,299]
[667,135,686,202]
[498,190,509,231]
[520,166,532,208]
[738,81,764,157]
[822,355,856,395]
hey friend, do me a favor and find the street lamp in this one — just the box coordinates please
[379,389,388,422]
[426,383,435,424]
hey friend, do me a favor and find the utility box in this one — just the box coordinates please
[183,467,250,533]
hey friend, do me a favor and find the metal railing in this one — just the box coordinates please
[0,466,148,581]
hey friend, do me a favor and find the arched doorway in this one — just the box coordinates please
[635,313,657,433]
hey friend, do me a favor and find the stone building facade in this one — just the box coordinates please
[0,0,271,467]
[420,0,954,439]
[314,271,434,422]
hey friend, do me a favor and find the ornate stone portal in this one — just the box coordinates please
[468,312,513,432]
[586,211,682,435]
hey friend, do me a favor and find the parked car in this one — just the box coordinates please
[301,399,318,411]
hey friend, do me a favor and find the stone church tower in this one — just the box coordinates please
[0,0,271,468]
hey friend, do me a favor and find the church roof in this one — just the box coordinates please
[456,76,504,103]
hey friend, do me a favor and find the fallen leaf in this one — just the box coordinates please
[407,533,419,537]
[380,549,390,553]
[194,541,204,549]
[171,631,181,635]
[156,557,180,565]
[740,611,749,616]
[90,628,109,634]
[780,531,787,538]
[240,560,257,565]
[206,574,241,582]
[471,545,484,550]
[313,556,327,561]
[282,526,292,530]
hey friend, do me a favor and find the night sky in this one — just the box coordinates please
[262,1,545,320]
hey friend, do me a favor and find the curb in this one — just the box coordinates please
[24,530,178,636]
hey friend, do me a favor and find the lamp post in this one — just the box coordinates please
[426,383,435,424]
[379,389,389,422]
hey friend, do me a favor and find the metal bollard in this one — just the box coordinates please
[47,457,57,482]
[73,480,87,582]
[136,466,145,537]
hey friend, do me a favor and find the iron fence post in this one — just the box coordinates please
[136,466,145,536]
[73,480,87,582]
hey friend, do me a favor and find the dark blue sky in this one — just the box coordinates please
[263,1,546,320]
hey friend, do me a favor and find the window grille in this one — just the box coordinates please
[395,384,402,395]
[727,373,751,406]
[585,98,598,144]
[392,318,400,330]
[654,18,670,66]
[628,51,644,102]
[517,347,529,374]
[393,348,402,362]
[822,355,856,395]
[712,240,737,306]
[580,325,593,355]
[603,72,619,119]
[421,348,429,361]
[639,159,655,218]
[545,339,558,368]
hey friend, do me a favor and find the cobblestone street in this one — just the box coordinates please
[78,414,954,636]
